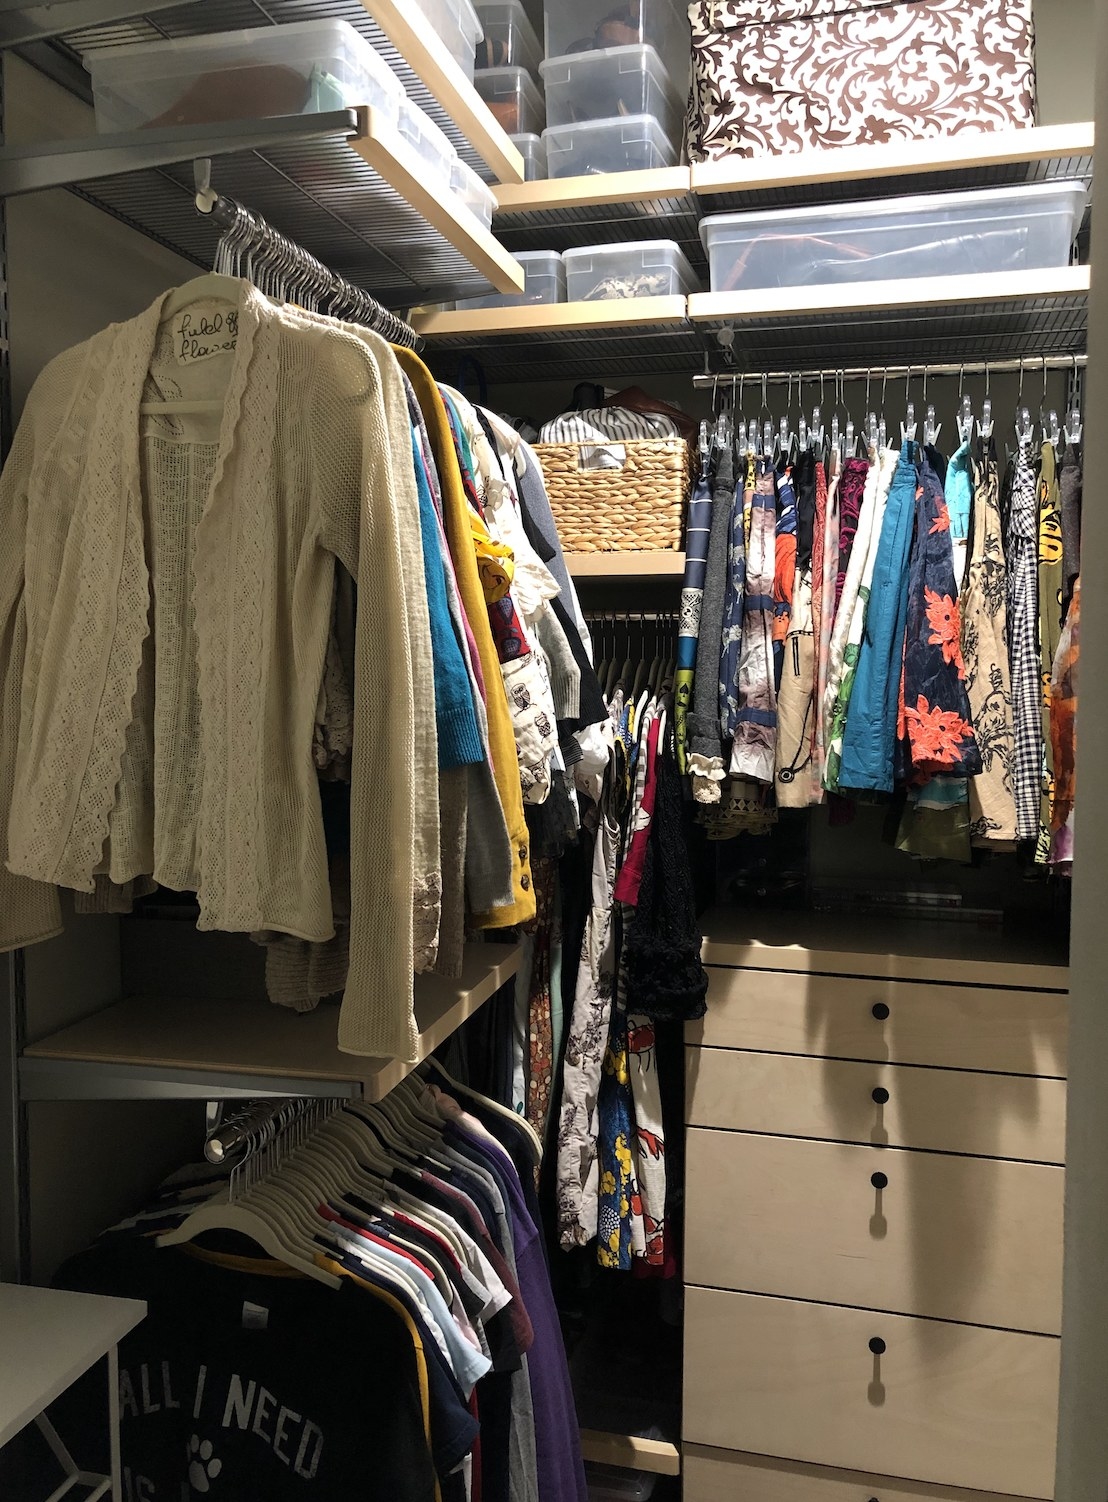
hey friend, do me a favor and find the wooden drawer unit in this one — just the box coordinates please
[686,1048,1067,1162]
[686,1128,1062,1333]
[683,1288,1060,1498]
[683,1446,1046,1502]
[687,965,1067,1077]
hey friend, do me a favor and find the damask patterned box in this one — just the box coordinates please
[686,0,1036,162]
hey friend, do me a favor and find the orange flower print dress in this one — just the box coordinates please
[898,449,982,782]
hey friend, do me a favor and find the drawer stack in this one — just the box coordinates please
[682,912,1068,1502]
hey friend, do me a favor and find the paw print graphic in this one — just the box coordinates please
[187,1435,222,1494]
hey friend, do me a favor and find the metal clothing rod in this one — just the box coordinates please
[692,354,1087,388]
[198,185,421,351]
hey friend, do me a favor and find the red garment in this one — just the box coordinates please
[613,715,661,907]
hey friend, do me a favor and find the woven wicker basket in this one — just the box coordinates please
[533,436,692,553]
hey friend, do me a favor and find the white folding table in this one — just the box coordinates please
[0,1282,146,1502]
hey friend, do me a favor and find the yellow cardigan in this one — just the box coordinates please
[395,349,536,928]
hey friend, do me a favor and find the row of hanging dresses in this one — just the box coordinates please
[50,1070,587,1502]
[0,274,603,1061]
[554,646,708,1272]
[676,422,1082,867]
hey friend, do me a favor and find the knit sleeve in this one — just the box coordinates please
[0,390,63,951]
[310,333,424,1060]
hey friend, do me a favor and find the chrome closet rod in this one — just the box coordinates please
[200,190,422,351]
[692,354,1087,389]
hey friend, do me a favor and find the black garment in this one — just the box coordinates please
[55,1235,437,1502]
[794,448,817,570]
[624,749,709,1023]
[324,1246,479,1480]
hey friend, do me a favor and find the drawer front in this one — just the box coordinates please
[686,1129,1063,1333]
[686,1049,1067,1162]
[683,1446,1044,1502]
[683,1288,1059,1497]
[688,966,1067,1077]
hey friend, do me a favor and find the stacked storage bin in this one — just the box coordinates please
[540,0,689,177]
[475,0,548,180]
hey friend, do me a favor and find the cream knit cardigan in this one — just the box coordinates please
[0,279,439,1061]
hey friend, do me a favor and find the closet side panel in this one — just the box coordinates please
[1,54,204,1284]
[1056,9,1108,1499]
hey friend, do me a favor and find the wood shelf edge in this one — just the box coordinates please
[579,1430,681,1476]
[688,265,1091,322]
[566,551,686,578]
[495,166,693,215]
[359,0,524,183]
[350,108,523,293]
[412,295,689,338]
[691,120,1096,197]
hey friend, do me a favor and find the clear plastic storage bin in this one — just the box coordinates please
[564,239,699,300]
[455,250,565,307]
[475,1,544,77]
[543,114,677,178]
[475,65,545,135]
[413,0,484,80]
[544,0,689,88]
[541,45,681,138]
[699,181,1090,293]
[397,97,459,191]
[86,18,404,134]
[450,157,498,229]
[511,132,547,180]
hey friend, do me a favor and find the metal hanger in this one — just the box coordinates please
[1065,354,1083,444]
[922,367,940,447]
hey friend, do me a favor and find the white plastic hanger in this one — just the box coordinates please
[1064,355,1083,443]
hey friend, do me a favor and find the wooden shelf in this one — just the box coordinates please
[413,295,689,338]
[688,266,1090,368]
[567,551,686,579]
[693,121,1095,208]
[414,295,702,382]
[580,1430,681,1476]
[351,107,522,293]
[360,0,523,183]
[20,942,522,1102]
[496,168,693,216]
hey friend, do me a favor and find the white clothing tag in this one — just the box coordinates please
[241,1301,269,1330]
[174,304,238,366]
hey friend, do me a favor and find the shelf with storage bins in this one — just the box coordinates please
[52,0,524,182]
[493,167,703,272]
[688,265,1091,371]
[692,120,1095,212]
[19,942,523,1103]
[413,294,704,382]
[5,103,523,305]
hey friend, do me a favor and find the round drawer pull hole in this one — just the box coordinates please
[871,1171,888,1190]
[871,1086,890,1105]
[871,1002,890,1020]
[868,1337,886,1356]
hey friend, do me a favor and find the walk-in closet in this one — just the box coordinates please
[0,0,1106,1499]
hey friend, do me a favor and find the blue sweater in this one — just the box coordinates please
[411,430,484,770]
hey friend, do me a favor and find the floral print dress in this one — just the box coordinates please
[898,449,981,781]
[960,444,1016,843]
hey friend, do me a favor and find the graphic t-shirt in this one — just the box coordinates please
[55,1235,438,1502]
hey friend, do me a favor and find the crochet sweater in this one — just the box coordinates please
[0,277,439,1061]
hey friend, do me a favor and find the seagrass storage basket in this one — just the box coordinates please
[533,436,692,552]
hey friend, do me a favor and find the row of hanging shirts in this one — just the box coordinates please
[675,360,1084,867]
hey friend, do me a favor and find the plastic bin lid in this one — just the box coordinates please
[543,112,676,144]
[541,43,678,93]
[699,179,1090,242]
[564,239,683,257]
